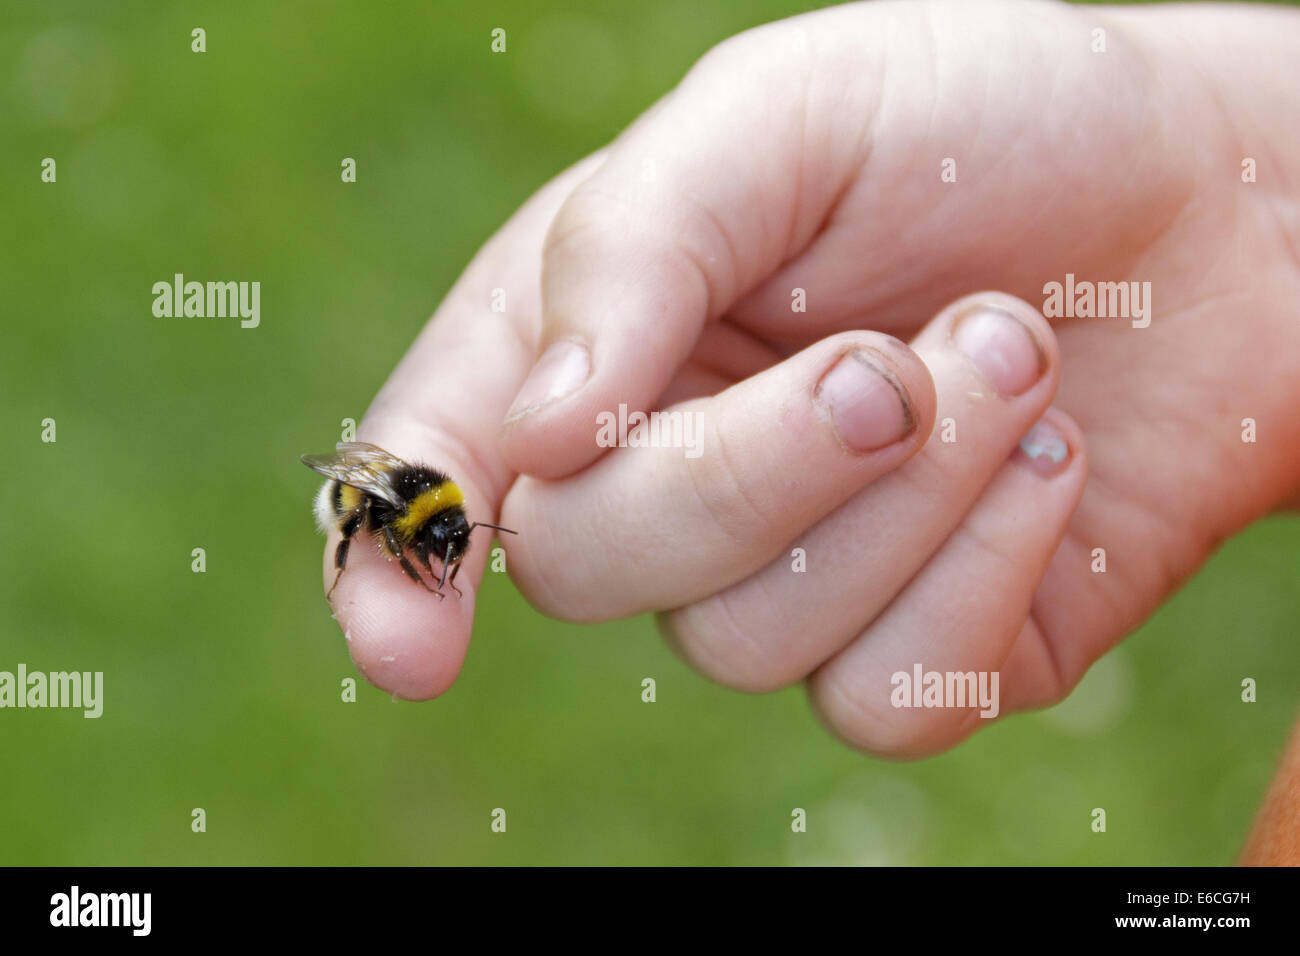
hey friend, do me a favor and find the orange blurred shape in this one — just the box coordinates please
[1241,715,1300,866]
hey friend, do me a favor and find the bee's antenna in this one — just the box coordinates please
[468,522,518,536]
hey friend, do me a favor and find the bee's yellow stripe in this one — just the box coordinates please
[393,481,464,537]
[338,483,363,514]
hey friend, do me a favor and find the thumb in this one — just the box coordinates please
[498,16,876,478]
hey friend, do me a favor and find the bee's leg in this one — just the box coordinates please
[382,525,443,599]
[424,555,445,594]
[326,562,346,600]
[399,551,443,599]
[431,557,464,598]
[326,509,364,600]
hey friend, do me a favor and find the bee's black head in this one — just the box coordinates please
[422,508,471,564]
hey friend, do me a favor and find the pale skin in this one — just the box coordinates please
[321,0,1300,760]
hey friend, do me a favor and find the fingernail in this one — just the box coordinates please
[504,339,590,423]
[815,350,914,452]
[950,304,1046,397]
[1016,418,1071,476]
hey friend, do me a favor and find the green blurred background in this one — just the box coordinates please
[2,0,1297,865]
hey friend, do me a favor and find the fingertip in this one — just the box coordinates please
[498,391,603,480]
[811,330,938,455]
[1014,406,1088,482]
[498,330,687,481]
[872,332,939,444]
[501,338,592,426]
[919,290,1061,401]
[320,535,475,701]
[501,178,712,478]
[497,329,604,479]
[807,661,999,760]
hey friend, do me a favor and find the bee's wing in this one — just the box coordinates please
[300,442,409,507]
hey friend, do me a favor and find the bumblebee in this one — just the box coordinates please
[302,441,515,599]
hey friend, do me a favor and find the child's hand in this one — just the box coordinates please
[323,0,1300,755]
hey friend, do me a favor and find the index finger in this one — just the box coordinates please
[317,153,605,700]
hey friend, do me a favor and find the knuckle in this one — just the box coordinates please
[683,414,784,550]
[541,190,614,266]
